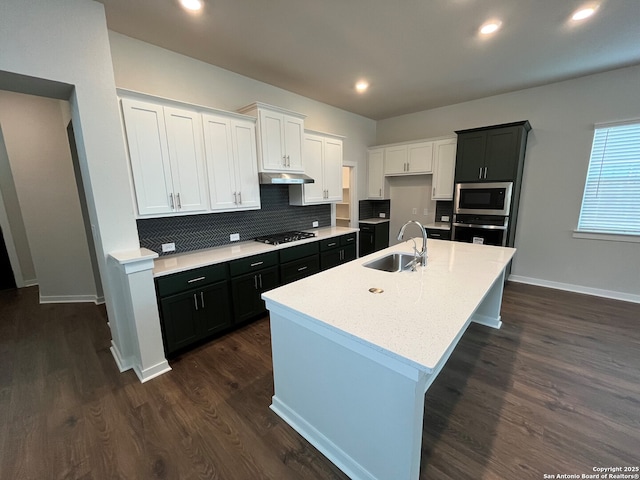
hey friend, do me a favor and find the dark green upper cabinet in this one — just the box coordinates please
[455,121,531,183]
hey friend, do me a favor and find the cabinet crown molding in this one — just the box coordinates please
[237,102,306,119]
[369,134,456,150]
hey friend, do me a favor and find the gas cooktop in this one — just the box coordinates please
[254,231,316,245]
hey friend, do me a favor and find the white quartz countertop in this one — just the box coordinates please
[262,239,515,373]
[423,222,451,231]
[153,226,359,277]
[359,218,391,225]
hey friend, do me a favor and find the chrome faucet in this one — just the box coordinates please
[397,220,428,270]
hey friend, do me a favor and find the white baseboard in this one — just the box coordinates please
[39,293,103,304]
[23,279,38,287]
[508,275,640,304]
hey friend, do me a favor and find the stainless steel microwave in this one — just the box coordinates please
[454,182,513,216]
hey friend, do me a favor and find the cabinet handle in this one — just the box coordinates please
[346,237,354,242]
[340,250,344,260]
[169,193,175,209]
[250,261,264,267]
[287,155,291,167]
[259,273,263,288]
[297,266,308,272]
[188,276,206,283]
[328,242,337,247]
[254,274,258,289]
[193,293,198,311]
[238,192,242,204]
[176,193,181,209]
[233,192,237,204]
[484,167,488,179]
[379,188,382,197]
[283,155,287,167]
[200,291,205,308]
[478,167,482,179]
[433,187,436,197]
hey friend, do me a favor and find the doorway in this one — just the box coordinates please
[0,226,16,290]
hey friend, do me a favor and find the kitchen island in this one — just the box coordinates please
[262,238,515,480]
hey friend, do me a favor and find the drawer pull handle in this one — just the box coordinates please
[297,266,308,272]
[328,242,337,247]
[188,276,206,283]
[250,261,264,267]
[346,237,354,242]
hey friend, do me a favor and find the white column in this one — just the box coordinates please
[109,248,171,382]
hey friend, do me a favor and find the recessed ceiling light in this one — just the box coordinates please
[479,21,502,35]
[571,5,598,21]
[180,0,203,12]
[355,81,369,93]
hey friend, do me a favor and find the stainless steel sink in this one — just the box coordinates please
[363,253,418,272]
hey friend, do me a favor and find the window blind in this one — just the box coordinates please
[577,122,640,235]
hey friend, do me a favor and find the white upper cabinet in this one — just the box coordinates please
[367,148,387,199]
[163,107,209,213]
[121,98,208,216]
[431,137,457,200]
[290,131,343,205]
[201,112,261,212]
[238,102,306,173]
[384,141,433,175]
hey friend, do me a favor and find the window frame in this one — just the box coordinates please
[574,119,640,243]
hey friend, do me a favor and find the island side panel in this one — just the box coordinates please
[269,310,428,480]
[469,269,507,329]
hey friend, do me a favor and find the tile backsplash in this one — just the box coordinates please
[359,199,391,220]
[138,185,331,255]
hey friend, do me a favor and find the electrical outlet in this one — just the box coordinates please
[441,215,450,222]
[412,208,417,215]
[161,242,175,253]
[229,233,240,241]
[379,213,386,218]
[423,208,429,216]
[312,221,319,228]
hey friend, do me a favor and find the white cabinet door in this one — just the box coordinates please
[232,118,261,210]
[202,112,237,211]
[367,149,386,199]
[121,98,174,216]
[323,137,343,202]
[202,113,261,212]
[290,133,343,205]
[301,134,325,203]
[283,115,304,172]
[163,106,208,213]
[384,145,407,175]
[258,109,286,171]
[432,138,457,200]
[407,141,433,173]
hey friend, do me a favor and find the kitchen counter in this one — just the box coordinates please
[263,239,515,480]
[358,217,390,225]
[423,221,451,230]
[153,226,359,277]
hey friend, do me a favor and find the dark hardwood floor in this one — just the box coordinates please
[0,283,638,479]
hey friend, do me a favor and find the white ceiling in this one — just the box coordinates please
[95,0,640,120]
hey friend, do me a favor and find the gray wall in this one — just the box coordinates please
[376,65,640,301]
[108,32,377,206]
[0,92,96,301]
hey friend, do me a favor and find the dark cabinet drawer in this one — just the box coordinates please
[280,255,320,285]
[156,263,228,297]
[425,229,451,240]
[229,251,278,277]
[319,237,341,251]
[279,242,319,263]
[341,233,357,246]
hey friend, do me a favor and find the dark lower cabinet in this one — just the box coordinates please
[425,228,451,240]
[159,280,232,356]
[359,222,389,257]
[280,255,320,284]
[320,233,357,270]
[230,265,279,324]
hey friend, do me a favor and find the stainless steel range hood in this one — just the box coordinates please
[259,172,315,184]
